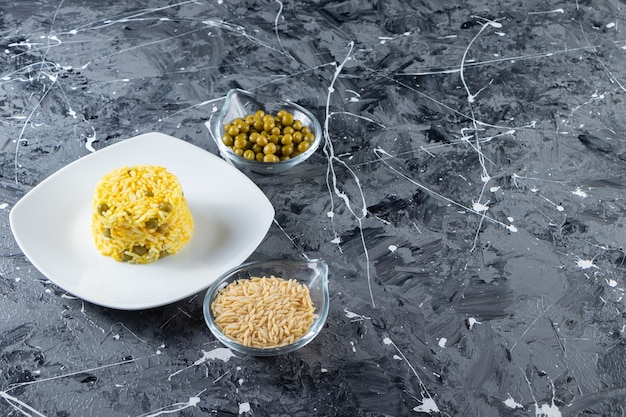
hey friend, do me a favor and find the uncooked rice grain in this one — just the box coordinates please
[211,276,315,348]
[91,164,194,264]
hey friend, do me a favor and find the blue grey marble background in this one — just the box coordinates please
[1,1,626,416]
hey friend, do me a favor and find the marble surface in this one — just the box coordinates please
[1,1,626,416]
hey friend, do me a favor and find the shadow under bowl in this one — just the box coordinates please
[203,258,329,356]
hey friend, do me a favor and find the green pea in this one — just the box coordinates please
[263,154,280,163]
[234,136,248,149]
[243,149,255,160]
[158,202,173,212]
[282,144,294,156]
[226,125,239,136]
[253,119,264,131]
[145,218,158,229]
[132,245,148,256]
[297,141,311,153]
[264,142,277,155]
[222,109,313,163]
[222,134,234,147]
[281,112,294,126]
[97,203,109,215]
[281,134,293,145]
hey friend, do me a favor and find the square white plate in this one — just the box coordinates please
[9,132,274,310]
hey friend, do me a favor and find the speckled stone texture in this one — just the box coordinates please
[1,1,626,416]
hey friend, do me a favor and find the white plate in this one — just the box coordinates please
[9,132,274,310]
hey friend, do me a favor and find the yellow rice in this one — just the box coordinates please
[211,276,315,348]
[91,165,194,264]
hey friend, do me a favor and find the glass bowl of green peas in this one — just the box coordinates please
[208,89,322,174]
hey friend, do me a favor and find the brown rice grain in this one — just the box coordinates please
[211,275,315,348]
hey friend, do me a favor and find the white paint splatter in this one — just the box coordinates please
[344,309,371,321]
[138,391,205,417]
[438,338,447,348]
[490,186,501,192]
[413,398,440,413]
[536,402,562,417]
[576,259,597,270]
[388,244,398,252]
[238,402,251,414]
[344,309,360,319]
[572,188,588,198]
[504,394,523,409]
[61,294,78,300]
[197,348,235,363]
[556,204,564,212]
[393,354,402,361]
[606,278,618,287]
[85,129,97,153]
[472,202,489,212]
[467,317,481,329]
[0,390,47,417]
[168,348,236,380]
[0,203,8,209]
[507,224,518,233]
[528,8,564,15]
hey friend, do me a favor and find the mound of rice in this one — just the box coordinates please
[91,165,194,264]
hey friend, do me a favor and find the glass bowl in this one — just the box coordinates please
[203,258,329,356]
[208,89,322,174]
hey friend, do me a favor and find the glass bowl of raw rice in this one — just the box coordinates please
[203,258,329,356]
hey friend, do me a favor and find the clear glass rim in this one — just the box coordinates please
[203,258,329,356]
